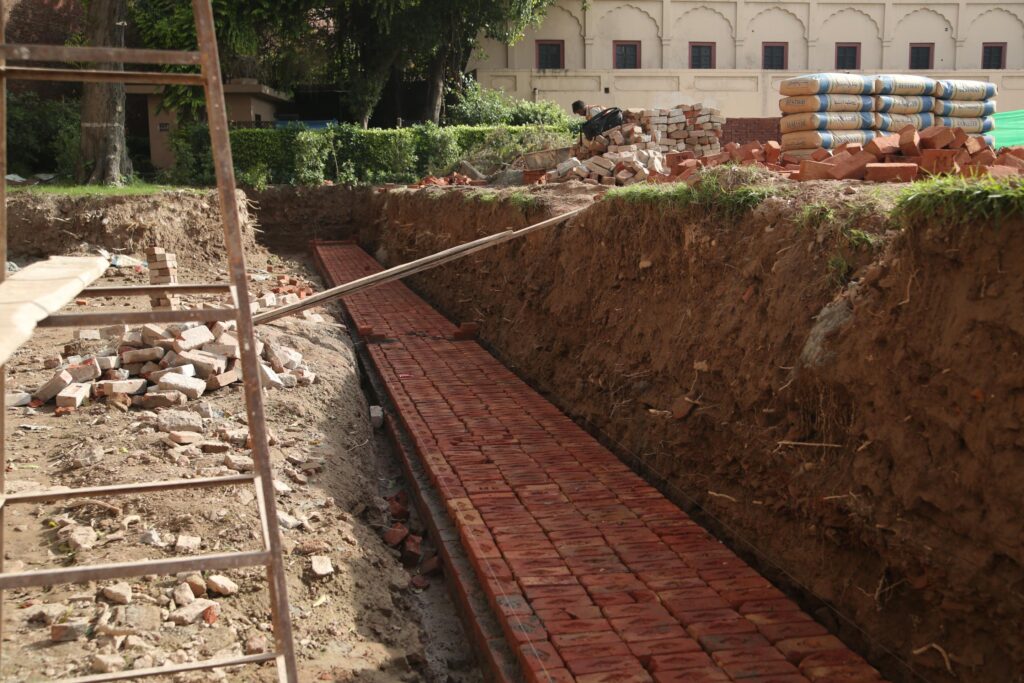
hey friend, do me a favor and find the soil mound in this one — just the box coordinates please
[7,190,259,263]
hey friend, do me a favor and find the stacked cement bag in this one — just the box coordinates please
[934,79,997,136]
[779,74,879,152]
[779,73,997,153]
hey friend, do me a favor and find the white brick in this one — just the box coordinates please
[178,350,227,379]
[122,347,165,364]
[56,383,90,408]
[94,379,148,396]
[259,363,285,389]
[66,360,101,382]
[158,373,207,400]
[149,364,196,383]
[34,371,74,402]
[172,325,215,353]
[96,356,121,371]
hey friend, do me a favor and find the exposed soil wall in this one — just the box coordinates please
[248,186,363,252]
[341,183,1023,683]
[6,190,260,264]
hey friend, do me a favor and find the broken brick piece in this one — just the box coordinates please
[383,523,410,547]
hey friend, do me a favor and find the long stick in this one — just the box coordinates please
[254,206,587,326]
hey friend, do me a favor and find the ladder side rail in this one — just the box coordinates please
[190,2,298,680]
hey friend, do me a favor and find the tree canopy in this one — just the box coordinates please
[128,0,561,124]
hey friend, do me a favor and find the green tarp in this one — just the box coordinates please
[992,110,1024,148]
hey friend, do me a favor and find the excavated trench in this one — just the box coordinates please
[255,180,1024,683]
[10,183,1017,682]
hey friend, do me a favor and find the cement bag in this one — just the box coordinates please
[875,113,935,131]
[781,129,877,151]
[933,99,996,117]
[780,112,874,133]
[936,80,997,100]
[876,95,935,114]
[875,75,938,96]
[939,117,995,133]
[779,73,875,96]
[779,94,875,114]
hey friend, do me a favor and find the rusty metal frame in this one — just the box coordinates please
[0,1,298,680]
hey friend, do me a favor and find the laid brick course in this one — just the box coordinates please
[314,243,888,683]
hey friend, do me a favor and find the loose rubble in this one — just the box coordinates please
[656,125,1024,183]
[543,104,725,186]
[25,312,316,414]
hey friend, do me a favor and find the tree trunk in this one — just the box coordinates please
[422,46,448,124]
[78,0,132,185]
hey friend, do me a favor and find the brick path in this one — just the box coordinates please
[313,242,887,683]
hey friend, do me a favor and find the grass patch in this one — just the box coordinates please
[797,202,836,231]
[467,188,539,212]
[605,166,778,220]
[10,182,194,197]
[893,175,1024,225]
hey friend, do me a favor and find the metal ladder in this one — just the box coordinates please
[0,1,298,680]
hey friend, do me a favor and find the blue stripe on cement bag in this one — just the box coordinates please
[876,95,935,114]
[779,94,875,114]
[936,80,997,101]
[781,129,878,151]
[940,117,995,133]
[780,73,876,96]
[780,112,875,133]
[875,75,938,96]
[876,113,935,131]
[933,99,996,117]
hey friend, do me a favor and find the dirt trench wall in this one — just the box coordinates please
[6,190,259,263]
[249,186,362,252]
[347,185,1023,683]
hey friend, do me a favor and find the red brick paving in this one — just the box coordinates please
[314,243,887,683]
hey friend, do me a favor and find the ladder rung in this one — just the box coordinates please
[56,652,277,683]
[0,550,271,590]
[2,66,204,86]
[1,44,202,66]
[38,308,237,327]
[81,284,234,297]
[1,474,256,508]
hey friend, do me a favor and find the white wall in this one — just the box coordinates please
[468,0,1024,113]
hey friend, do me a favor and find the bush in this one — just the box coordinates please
[446,82,576,129]
[8,92,81,178]
[167,122,575,187]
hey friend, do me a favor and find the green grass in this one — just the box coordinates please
[894,175,1024,225]
[10,182,196,197]
[797,202,836,231]
[604,166,779,220]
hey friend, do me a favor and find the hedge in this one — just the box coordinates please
[167,122,576,188]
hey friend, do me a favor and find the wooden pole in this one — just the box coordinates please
[254,206,587,326]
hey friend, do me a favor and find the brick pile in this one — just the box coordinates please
[147,248,179,311]
[662,125,1023,184]
[28,313,317,415]
[544,104,726,187]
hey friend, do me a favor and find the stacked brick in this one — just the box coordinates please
[635,104,725,157]
[147,247,180,311]
[778,73,996,156]
[545,104,726,186]
[661,125,1024,184]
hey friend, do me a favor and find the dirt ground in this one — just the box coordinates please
[3,192,481,682]
[343,178,1023,683]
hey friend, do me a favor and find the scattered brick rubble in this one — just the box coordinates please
[30,307,317,415]
[661,125,1024,184]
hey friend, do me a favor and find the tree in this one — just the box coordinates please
[79,0,133,185]
[409,0,558,123]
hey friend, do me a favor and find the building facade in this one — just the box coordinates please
[468,0,1024,118]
